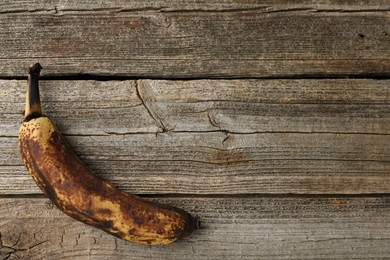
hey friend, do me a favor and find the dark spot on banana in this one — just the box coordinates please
[102,220,114,229]
[129,228,137,235]
[133,215,145,226]
[97,208,113,216]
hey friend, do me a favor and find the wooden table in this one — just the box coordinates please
[1,1,389,259]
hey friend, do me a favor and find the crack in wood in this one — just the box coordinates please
[60,230,65,248]
[0,231,48,259]
[74,233,81,247]
[300,236,390,243]
[207,109,220,129]
[2,130,390,138]
[134,80,171,134]
[113,238,118,250]
[2,5,390,15]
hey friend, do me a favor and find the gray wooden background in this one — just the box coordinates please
[1,1,390,259]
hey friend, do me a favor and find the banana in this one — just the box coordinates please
[18,63,199,245]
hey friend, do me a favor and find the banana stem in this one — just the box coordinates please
[25,63,43,118]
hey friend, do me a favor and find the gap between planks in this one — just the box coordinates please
[1,74,390,81]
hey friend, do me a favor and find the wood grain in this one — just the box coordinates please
[1,79,389,136]
[0,196,389,259]
[2,0,390,13]
[0,2,389,77]
[2,132,389,195]
[0,79,390,194]
[1,79,389,195]
[136,79,390,135]
[2,1,390,258]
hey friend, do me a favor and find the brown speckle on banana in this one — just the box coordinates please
[18,63,200,245]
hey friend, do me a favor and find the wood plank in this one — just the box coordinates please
[136,79,390,134]
[0,80,155,136]
[0,5,389,77]
[1,131,389,195]
[0,196,389,259]
[1,79,389,136]
[1,79,389,195]
[2,0,390,13]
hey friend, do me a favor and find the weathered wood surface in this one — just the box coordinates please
[2,132,389,195]
[2,0,390,12]
[2,1,390,258]
[1,196,390,259]
[1,1,389,77]
[1,79,389,195]
[2,79,389,136]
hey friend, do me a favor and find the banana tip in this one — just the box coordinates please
[29,63,42,75]
[187,214,201,234]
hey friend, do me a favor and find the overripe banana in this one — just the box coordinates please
[18,63,199,245]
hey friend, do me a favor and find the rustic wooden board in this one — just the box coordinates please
[1,79,389,195]
[0,196,389,259]
[1,131,389,195]
[2,0,390,13]
[1,79,389,136]
[1,2,389,77]
[136,79,390,135]
[2,2,390,257]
